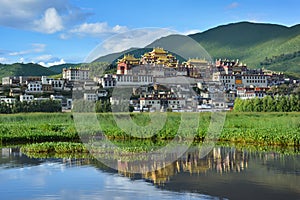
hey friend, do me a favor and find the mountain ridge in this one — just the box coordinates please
[0,21,299,81]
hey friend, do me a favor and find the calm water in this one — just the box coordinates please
[0,146,299,200]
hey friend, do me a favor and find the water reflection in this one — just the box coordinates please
[1,146,299,200]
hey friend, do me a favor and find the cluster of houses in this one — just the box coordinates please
[0,47,294,112]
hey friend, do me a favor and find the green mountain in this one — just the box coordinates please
[0,63,58,81]
[189,21,300,73]
[94,47,138,63]
[0,63,83,82]
[93,22,300,74]
[1,22,299,80]
[94,47,187,64]
[48,63,79,74]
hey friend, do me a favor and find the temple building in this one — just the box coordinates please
[141,48,178,68]
[117,54,140,75]
[183,58,210,78]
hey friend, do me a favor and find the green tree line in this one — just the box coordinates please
[72,99,112,113]
[260,51,300,66]
[0,100,62,114]
[234,95,300,112]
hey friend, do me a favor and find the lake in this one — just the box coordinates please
[0,146,299,200]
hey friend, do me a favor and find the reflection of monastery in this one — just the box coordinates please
[117,147,249,185]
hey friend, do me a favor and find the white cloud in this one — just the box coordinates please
[182,29,201,35]
[227,2,239,10]
[31,43,46,53]
[0,0,89,33]
[33,8,64,34]
[39,58,66,67]
[70,22,128,37]
[19,57,25,63]
[34,54,53,62]
[30,54,66,67]
[0,57,7,63]
[59,33,69,40]
[9,43,46,56]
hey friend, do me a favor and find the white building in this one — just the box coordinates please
[41,76,54,85]
[42,76,65,91]
[50,80,65,91]
[63,68,90,81]
[84,93,98,101]
[241,75,268,88]
[0,97,16,104]
[213,73,268,90]
[99,74,117,88]
[237,88,267,100]
[139,97,186,111]
[97,90,108,97]
[20,94,34,102]
[116,74,153,86]
[2,77,20,85]
[26,81,43,93]
[140,98,161,111]
[167,98,186,110]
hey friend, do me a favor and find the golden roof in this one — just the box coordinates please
[151,47,167,54]
[118,54,139,63]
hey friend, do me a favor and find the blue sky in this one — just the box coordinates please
[0,0,299,66]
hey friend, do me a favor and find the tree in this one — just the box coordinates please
[253,98,262,112]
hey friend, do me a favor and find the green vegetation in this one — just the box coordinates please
[221,112,300,146]
[0,112,299,148]
[0,100,62,114]
[20,140,299,159]
[189,22,300,73]
[21,142,88,153]
[0,113,78,145]
[233,95,300,112]
[0,63,58,80]
[48,63,78,74]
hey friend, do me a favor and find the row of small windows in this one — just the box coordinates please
[104,81,116,87]
[222,76,266,80]
[146,100,182,105]
[147,100,160,104]
[223,80,266,84]
[29,88,42,91]
[117,76,152,82]
[246,80,266,83]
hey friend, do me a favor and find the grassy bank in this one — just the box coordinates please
[20,140,300,159]
[0,113,79,145]
[1,112,299,147]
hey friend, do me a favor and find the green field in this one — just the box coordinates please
[1,112,299,149]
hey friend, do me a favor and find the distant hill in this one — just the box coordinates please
[48,63,79,74]
[94,47,138,63]
[94,47,187,64]
[0,63,58,81]
[93,22,300,74]
[188,21,300,73]
[1,22,299,80]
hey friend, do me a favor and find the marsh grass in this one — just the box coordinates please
[1,112,299,147]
